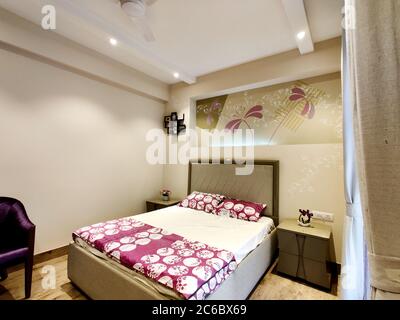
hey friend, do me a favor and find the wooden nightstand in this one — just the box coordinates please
[277,219,332,289]
[146,199,180,212]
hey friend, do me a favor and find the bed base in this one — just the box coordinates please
[67,229,277,300]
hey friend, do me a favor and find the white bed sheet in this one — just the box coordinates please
[132,205,275,263]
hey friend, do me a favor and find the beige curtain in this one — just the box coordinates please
[345,0,400,299]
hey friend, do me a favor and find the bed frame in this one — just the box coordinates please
[68,160,279,300]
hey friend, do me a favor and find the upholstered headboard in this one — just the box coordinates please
[188,160,279,224]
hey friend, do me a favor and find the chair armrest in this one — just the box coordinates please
[12,203,35,233]
[9,202,36,250]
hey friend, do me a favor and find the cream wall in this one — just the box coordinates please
[0,34,165,253]
[0,8,169,102]
[165,38,344,262]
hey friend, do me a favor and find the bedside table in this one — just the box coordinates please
[277,219,332,289]
[146,199,180,212]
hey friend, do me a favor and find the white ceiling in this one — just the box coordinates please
[0,0,343,84]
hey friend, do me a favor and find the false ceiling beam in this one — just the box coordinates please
[54,0,197,84]
[281,0,314,54]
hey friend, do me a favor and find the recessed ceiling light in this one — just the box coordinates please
[109,38,118,46]
[297,31,306,40]
[173,72,180,79]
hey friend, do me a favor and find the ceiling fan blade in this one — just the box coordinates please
[136,17,156,42]
[146,0,158,7]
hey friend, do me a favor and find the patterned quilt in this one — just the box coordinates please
[73,216,237,300]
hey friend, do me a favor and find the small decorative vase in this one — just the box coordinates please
[298,209,313,227]
[162,195,169,201]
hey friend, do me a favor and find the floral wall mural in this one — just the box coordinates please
[195,72,342,145]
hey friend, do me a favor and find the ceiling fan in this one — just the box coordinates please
[111,0,158,42]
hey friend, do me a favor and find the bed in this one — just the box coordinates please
[67,160,279,300]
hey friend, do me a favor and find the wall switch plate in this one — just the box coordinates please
[312,210,334,222]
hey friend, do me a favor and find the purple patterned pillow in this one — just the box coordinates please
[179,191,225,213]
[214,198,267,222]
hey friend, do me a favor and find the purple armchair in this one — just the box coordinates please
[0,197,35,298]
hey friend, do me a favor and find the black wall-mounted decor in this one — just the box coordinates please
[164,112,186,135]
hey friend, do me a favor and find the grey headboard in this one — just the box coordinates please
[188,160,279,224]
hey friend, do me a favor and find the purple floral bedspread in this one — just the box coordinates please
[73,216,237,300]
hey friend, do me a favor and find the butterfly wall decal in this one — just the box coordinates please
[289,87,315,119]
[225,105,263,131]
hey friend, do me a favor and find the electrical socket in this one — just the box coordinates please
[312,210,334,222]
